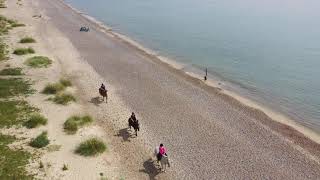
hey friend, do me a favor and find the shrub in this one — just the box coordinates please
[0,100,37,128]
[62,164,68,171]
[19,37,36,43]
[23,114,47,128]
[0,68,23,75]
[0,134,32,179]
[59,78,72,87]
[13,47,34,55]
[63,119,78,134]
[25,56,52,68]
[0,78,34,98]
[75,138,106,156]
[52,93,76,105]
[0,42,8,61]
[39,161,44,168]
[29,132,49,148]
[63,115,93,134]
[11,23,25,27]
[42,83,65,94]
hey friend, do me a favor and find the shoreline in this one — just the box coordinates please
[60,0,320,144]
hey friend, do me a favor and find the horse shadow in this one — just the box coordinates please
[115,128,136,142]
[139,158,160,180]
[89,96,103,106]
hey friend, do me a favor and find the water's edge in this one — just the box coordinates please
[60,0,320,144]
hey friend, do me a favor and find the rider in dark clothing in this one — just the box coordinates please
[100,83,106,91]
[128,112,139,131]
[131,112,136,121]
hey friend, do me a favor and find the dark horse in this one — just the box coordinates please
[99,87,108,102]
[128,118,140,136]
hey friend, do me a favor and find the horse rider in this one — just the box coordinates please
[131,112,136,121]
[128,112,135,129]
[100,83,106,91]
[157,143,167,162]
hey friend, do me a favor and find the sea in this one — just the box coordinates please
[65,0,320,133]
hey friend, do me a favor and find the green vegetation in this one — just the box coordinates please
[39,161,44,169]
[0,100,37,128]
[0,78,34,98]
[0,15,10,35]
[13,47,35,55]
[25,56,52,68]
[0,134,32,179]
[42,78,72,95]
[62,164,68,171]
[42,83,65,94]
[29,131,49,148]
[0,42,8,61]
[19,37,36,43]
[0,67,23,75]
[59,78,72,87]
[11,22,25,27]
[63,115,93,134]
[0,0,7,8]
[23,113,47,128]
[51,92,76,105]
[75,138,106,156]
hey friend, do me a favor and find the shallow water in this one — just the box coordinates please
[65,0,320,132]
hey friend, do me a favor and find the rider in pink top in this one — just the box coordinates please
[159,144,166,155]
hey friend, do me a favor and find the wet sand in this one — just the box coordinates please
[39,0,320,179]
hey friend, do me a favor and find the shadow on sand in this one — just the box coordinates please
[89,96,103,106]
[139,158,160,180]
[115,128,136,142]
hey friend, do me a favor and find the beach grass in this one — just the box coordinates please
[75,138,106,156]
[0,41,8,61]
[0,67,23,75]
[62,164,68,171]
[11,22,25,27]
[0,0,6,8]
[13,47,35,55]
[29,131,50,148]
[25,56,52,68]
[63,115,93,134]
[42,83,65,94]
[51,92,76,105]
[0,134,32,179]
[19,37,36,43]
[0,100,37,128]
[59,78,72,87]
[42,78,72,94]
[23,113,47,129]
[0,78,34,98]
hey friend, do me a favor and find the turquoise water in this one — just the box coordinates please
[65,0,320,131]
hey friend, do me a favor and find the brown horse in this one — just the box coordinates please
[128,118,140,136]
[99,88,108,102]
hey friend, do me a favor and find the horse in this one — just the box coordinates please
[128,118,139,136]
[99,88,108,102]
[154,147,171,172]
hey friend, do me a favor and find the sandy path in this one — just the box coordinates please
[36,0,320,179]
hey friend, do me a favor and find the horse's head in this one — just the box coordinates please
[154,146,159,156]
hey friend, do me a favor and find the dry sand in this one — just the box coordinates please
[2,0,164,179]
[2,0,320,179]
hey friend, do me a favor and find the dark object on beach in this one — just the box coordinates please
[99,85,107,102]
[80,26,90,32]
[204,68,207,81]
[128,113,140,136]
